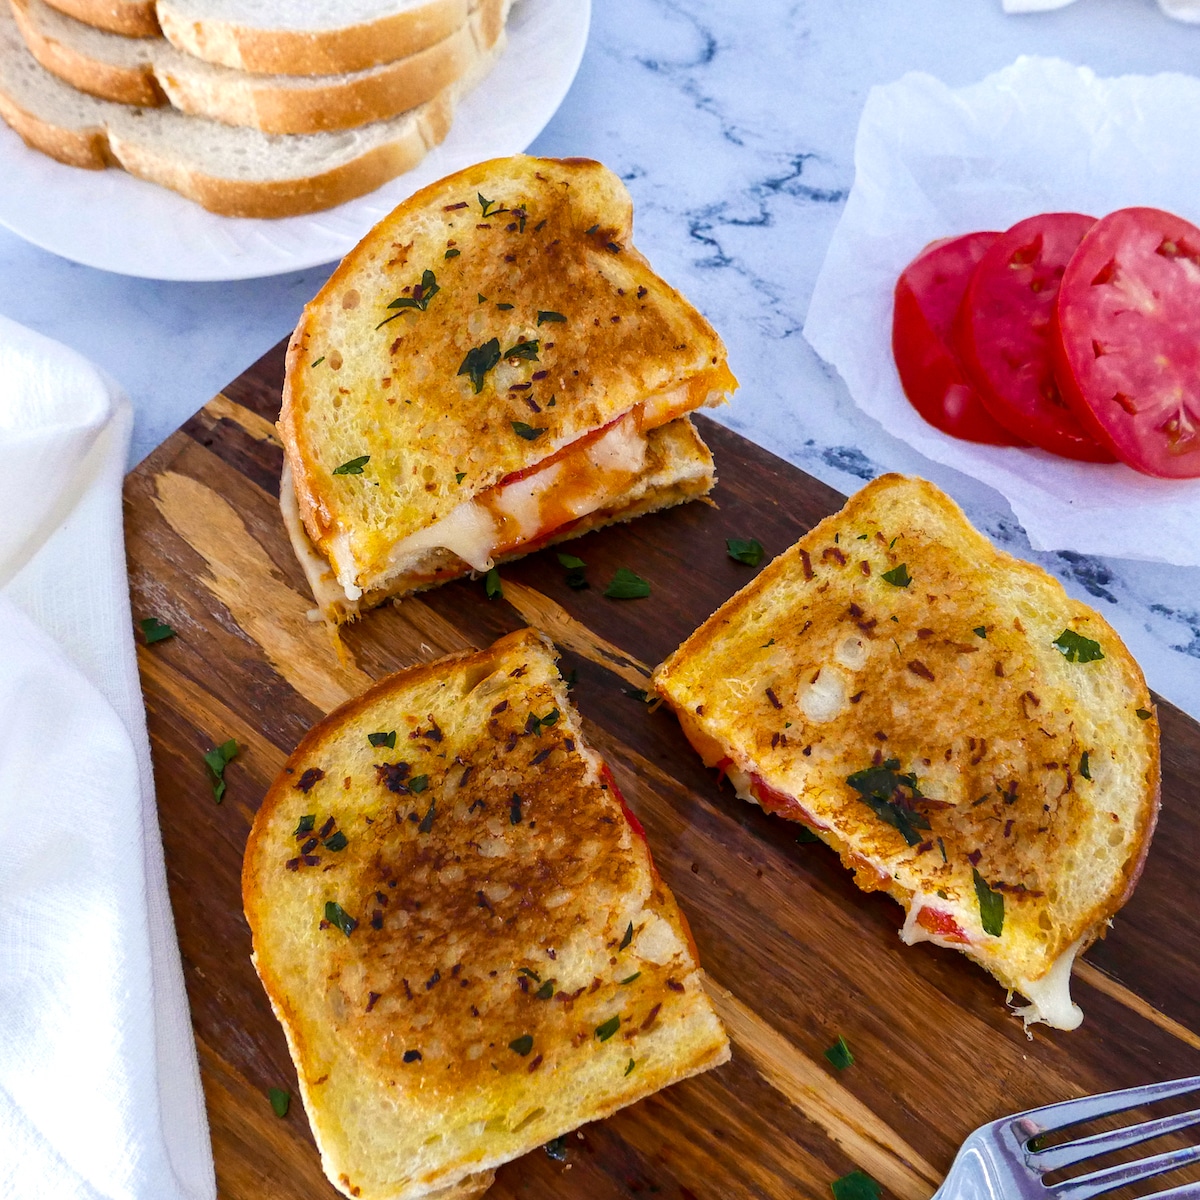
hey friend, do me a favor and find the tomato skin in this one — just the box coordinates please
[916,906,970,944]
[955,212,1115,462]
[1054,206,1200,479]
[892,233,1027,446]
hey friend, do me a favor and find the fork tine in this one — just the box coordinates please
[1050,1142,1200,1200]
[1018,1076,1200,1135]
[1034,1107,1200,1172]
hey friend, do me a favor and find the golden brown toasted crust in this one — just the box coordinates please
[279,155,736,594]
[12,0,164,107]
[157,0,468,75]
[244,629,729,1199]
[653,475,1160,1009]
[42,0,157,37]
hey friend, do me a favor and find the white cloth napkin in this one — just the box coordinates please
[804,56,1200,566]
[0,316,215,1200]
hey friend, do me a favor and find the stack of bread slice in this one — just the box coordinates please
[0,0,511,216]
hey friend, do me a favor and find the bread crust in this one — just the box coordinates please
[653,474,1161,1010]
[42,0,156,37]
[157,0,468,75]
[243,629,729,1199]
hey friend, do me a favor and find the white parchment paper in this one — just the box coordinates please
[804,56,1200,566]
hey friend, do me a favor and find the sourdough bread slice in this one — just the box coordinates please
[243,628,730,1200]
[653,474,1160,1030]
[158,0,468,74]
[0,3,504,216]
[13,0,507,134]
[40,0,468,69]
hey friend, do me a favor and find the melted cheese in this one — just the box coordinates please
[384,497,499,577]
[1012,937,1085,1032]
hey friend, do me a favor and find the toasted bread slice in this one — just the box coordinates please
[244,628,730,1200]
[279,155,737,617]
[283,415,715,624]
[13,0,506,134]
[653,475,1160,1030]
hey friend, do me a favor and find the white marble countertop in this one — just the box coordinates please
[3,0,1199,719]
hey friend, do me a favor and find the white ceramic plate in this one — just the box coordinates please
[0,0,590,281]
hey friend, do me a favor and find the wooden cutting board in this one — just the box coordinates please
[124,339,1200,1200]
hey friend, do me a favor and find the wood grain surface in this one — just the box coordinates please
[125,339,1200,1200]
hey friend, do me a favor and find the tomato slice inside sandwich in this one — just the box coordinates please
[892,232,1026,445]
[955,212,1115,461]
[1053,206,1200,478]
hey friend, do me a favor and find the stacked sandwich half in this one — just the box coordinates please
[0,0,511,215]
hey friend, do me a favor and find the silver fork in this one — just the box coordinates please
[934,1076,1200,1199]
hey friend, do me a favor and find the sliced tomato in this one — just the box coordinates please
[955,212,1115,461]
[892,233,1027,445]
[1054,206,1200,478]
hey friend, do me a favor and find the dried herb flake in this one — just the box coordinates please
[823,1035,855,1070]
[1053,628,1104,663]
[139,616,175,645]
[973,868,1005,937]
[324,900,357,937]
[537,310,566,324]
[368,731,397,749]
[881,563,912,588]
[595,1015,620,1042]
[268,1087,290,1118]
[332,456,370,476]
[509,1034,534,1056]
[619,921,633,950]
[512,421,546,441]
[458,338,501,393]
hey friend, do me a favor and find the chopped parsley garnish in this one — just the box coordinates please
[845,759,930,846]
[605,567,651,599]
[623,687,650,702]
[403,1049,422,1063]
[595,1015,620,1042]
[323,831,348,852]
[368,731,397,749]
[310,356,325,368]
[512,420,546,441]
[937,836,947,863]
[973,868,1004,937]
[620,972,641,985]
[139,616,175,644]
[973,626,987,638]
[795,827,821,844]
[510,792,523,825]
[409,775,429,793]
[479,193,500,217]
[458,337,501,393]
[1053,628,1104,663]
[625,1058,636,1076]
[417,802,437,834]
[881,563,912,588]
[1136,707,1152,720]
[268,1087,290,1118]
[823,1035,854,1070]
[831,1170,881,1200]
[726,537,765,566]
[444,248,460,259]
[455,471,466,483]
[518,967,541,981]
[332,455,370,476]
[503,339,540,362]
[478,293,488,304]
[203,739,239,803]
[585,223,600,235]
[377,270,440,327]
[535,980,555,1000]
[294,814,315,837]
[529,708,559,734]
[619,921,633,950]
[485,567,503,599]
[324,901,357,936]
[538,310,566,324]
[508,1034,534,1056]
[557,552,588,589]
[1079,752,1091,781]
[496,302,514,311]
[544,1137,568,1162]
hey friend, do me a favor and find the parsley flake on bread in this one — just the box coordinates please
[278,155,737,624]
[653,475,1160,1030]
[244,628,729,1200]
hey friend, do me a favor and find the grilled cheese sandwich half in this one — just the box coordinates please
[279,155,736,623]
[653,475,1160,1030]
[244,629,729,1200]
